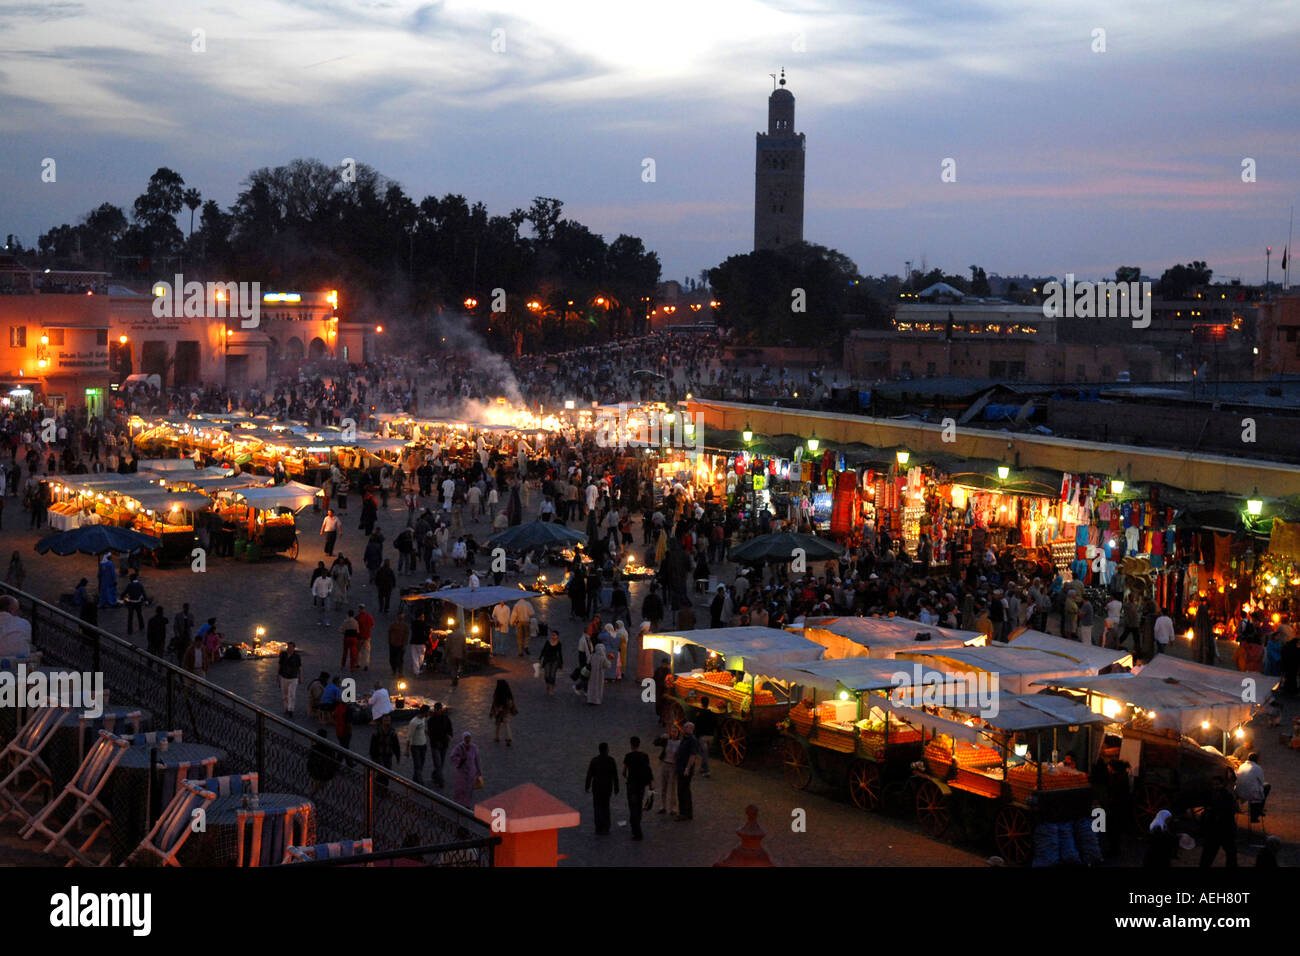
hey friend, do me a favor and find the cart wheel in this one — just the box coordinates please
[847,759,882,811]
[994,805,1033,865]
[666,702,687,728]
[779,738,812,790]
[718,718,747,766]
[915,779,951,838]
[288,538,299,560]
[1133,782,1171,828]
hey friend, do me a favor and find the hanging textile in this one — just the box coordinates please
[1270,519,1300,560]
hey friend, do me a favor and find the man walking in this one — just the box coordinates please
[122,572,147,635]
[623,736,653,840]
[675,721,701,821]
[585,742,619,835]
[509,597,534,657]
[146,605,168,657]
[278,641,303,717]
[387,611,409,676]
[427,701,454,789]
[321,509,341,556]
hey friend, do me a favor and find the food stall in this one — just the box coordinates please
[119,488,209,564]
[895,642,1127,695]
[402,586,543,674]
[217,481,320,560]
[1036,654,1258,825]
[794,615,982,659]
[756,656,931,812]
[1005,628,1135,672]
[644,626,826,766]
[47,476,158,530]
[907,692,1106,864]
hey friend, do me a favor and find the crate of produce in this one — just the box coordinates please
[813,724,858,754]
[789,704,815,735]
[953,742,1003,769]
[951,767,1003,799]
[924,742,954,776]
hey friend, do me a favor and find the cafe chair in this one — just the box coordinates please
[122,779,216,867]
[21,730,131,867]
[236,802,311,867]
[193,772,258,797]
[0,707,69,827]
[75,709,144,764]
[127,730,183,747]
[283,837,373,865]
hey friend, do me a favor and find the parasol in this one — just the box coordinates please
[486,521,588,554]
[35,525,162,556]
[727,532,845,565]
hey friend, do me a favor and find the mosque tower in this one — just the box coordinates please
[753,69,805,251]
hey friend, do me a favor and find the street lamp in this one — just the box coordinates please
[807,432,820,453]
[997,465,1010,481]
[1247,490,1263,516]
[896,449,909,466]
[742,422,753,444]
[1110,479,1125,495]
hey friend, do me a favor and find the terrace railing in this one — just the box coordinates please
[0,583,495,866]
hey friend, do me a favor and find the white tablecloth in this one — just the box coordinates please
[47,511,101,531]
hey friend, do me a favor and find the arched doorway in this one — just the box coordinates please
[285,337,305,361]
[307,337,328,360]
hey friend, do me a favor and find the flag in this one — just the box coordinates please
[1283,246,1289,271]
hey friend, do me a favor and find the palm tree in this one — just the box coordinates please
[182,188,201,239]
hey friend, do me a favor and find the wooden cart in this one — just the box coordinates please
[645,626,825,767]
[905,693,1106,865]
[764,658,927,813]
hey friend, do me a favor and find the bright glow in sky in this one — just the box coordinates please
[1,0,1297,283]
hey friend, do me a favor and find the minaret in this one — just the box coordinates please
[753,69,806,252]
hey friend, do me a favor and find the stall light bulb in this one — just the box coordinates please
[1234,727,1245,739]
[1201,720,1211,730]
[398,682,407,692]
[1014,743,1028,758]
[838,691,849,701]
[446,617,455,626]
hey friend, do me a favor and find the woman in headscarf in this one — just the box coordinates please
[654,527,669,567]
[613,620,629,680]
[586,632,609,705]
[449,731,481,806]
[601,623,618,681]
[1142,809,1177,867]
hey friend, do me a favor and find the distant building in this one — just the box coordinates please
[753,69,805,252]
[1256,293,1300,376]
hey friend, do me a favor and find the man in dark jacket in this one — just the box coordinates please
[585,742,619,835]
[375,559,397,613]
[622,737,653,840]
[1199,774,1238,867]
[675,722,701,821]
[146,606,168,657]
[122,572,148,635]
[369,714,401,796]
[427,702,454,788]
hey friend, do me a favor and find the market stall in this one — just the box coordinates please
[644,626,826,765]
[894,642,1124,695]
[1037,654,1258,824]
[755,656,932,811]
[403,586,543,674]
[216,481,320,560]
[118,488,210,564]
[907,692,1106,864]
[795,615,981,660]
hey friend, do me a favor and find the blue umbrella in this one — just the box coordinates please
[35,525,163,556]
[486,521,588,554]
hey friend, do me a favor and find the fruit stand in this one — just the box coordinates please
[643,626,826,766]
[218,482,321,560]
[756,656,929,812]
[1038,654,1258,826]
[906,692,1106,865]
[119,488,210,565]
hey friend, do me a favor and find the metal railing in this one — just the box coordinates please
[1,582,494,866]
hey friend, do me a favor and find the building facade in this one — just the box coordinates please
[753,70,805,252]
